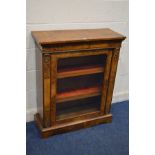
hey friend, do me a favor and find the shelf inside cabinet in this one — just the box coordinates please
[56,86,101,103]
[57,65,104,79]
[56,96,101,121]
[57,105,100,121]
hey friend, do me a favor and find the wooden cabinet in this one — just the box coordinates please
[32,28,126,138]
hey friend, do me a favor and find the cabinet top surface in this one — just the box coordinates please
[32,28,126,46]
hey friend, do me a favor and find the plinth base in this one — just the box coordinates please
[34,113,112,138]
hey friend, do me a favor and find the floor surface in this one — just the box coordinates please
[26,100,129,155]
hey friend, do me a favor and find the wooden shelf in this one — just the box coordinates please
[56,102,100,121]
[56,86,101,103]
[57,65,104,79]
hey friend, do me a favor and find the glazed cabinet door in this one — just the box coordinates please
[49,49,113,124]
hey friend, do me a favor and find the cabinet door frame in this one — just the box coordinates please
[52,49,113,123]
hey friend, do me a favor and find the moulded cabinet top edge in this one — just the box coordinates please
[31,28,126,47]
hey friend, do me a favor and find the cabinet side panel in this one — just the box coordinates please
[100,51,112,114]
[105,48,120,114]
[35,46,43,119]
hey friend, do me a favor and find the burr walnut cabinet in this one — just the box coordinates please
[32,28,126,138]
